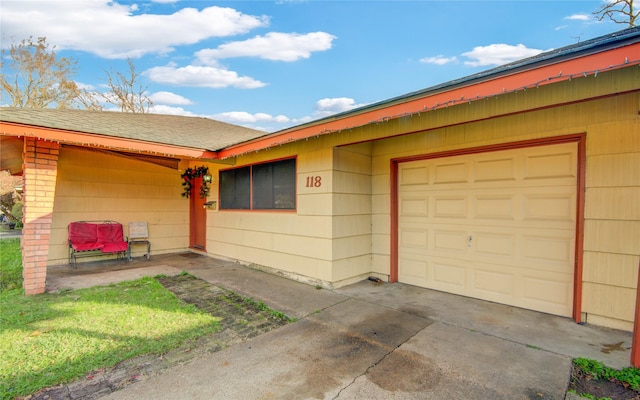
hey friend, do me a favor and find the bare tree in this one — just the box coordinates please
[593,0,638,27]
[101,59,153,113]
[0,37,85,108]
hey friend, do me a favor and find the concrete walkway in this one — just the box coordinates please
[47,253,633,400]
[0,228,21,239]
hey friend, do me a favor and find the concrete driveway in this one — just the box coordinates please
[47,254,633,399]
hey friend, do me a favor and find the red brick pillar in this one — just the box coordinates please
[21,137,59,295]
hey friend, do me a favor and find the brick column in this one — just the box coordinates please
[21,137,59,295]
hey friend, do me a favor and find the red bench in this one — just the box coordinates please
[68,221,129,267]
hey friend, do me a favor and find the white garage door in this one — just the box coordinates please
[398,142,577,317]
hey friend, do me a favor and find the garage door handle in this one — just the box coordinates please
[467,235,473,248]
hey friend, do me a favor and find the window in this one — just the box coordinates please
[219,158,296,210]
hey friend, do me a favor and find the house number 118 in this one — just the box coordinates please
[305,176,322,187]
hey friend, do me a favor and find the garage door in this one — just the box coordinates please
[397,142,577,317]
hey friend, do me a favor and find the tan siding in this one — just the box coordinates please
[586,153,640,188]
[210,240,333,282]
[587,119,640,156]
[584,220,640,255]
[50,147,189,265]
[582,282,636,329]
[206,143,338,284]
[585,187,640,220]
[580,102,640,329]
[330,146,373,286]
[583,252,638,289]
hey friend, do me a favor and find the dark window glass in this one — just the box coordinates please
[219,166,250,209]
[253,158,296,209]
[219,159,296,210]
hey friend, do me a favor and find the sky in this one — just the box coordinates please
[0,0,626,133]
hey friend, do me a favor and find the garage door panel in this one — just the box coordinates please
[524,149,576,180]
[433,229,467,254]
[433,196,468,218]
[398,142,577,317]
[433,262,466,288]
[474,269,514,296]
[473,157,518,183]
[474,195,515,219]
[522,234,574,266]
[522,277,573,316]
[433,161,468,184]
[399,228,428,249]
[399,257,429,281]
[523,193,576,222]
[474,232,515,257]
[400,196,429,217]
[400,165,430,185]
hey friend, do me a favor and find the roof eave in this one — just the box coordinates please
[0,121,219,160]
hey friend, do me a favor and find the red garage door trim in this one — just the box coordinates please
[390,133,586,323]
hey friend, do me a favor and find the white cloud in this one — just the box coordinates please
[565,14,590,21]
[462,44,546,67]
[195,32,336,63]
[0,2,269,59]
[145,63,266,89]
[314,97,367,117]
[148,104,197,116]
[211,111,290,124]
[149,91,193,105]
[420,55,458,65]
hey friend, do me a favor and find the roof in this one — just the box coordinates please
[0,108,268,151]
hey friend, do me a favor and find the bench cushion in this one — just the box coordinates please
[96,223,128,253]
[69,222,98,244]
[71,242,104,251]
[96,223,124,243]
[69,222,127,254]
[100,242,129,253]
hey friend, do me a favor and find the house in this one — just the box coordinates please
[1,27,639,337]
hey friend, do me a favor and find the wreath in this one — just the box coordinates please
[181,166,210,198]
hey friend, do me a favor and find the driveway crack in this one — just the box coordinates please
[331,323,425,399]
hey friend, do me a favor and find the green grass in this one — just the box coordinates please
[0,241,222,400]
[0,238,22,291]
[573,358,640,391]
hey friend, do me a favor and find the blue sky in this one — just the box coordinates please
[0,1,624,132]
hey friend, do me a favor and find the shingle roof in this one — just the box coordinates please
[0,108,269,151]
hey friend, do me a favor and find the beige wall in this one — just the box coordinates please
[330,143,374,284]
[582,117,640,331]
[205,143,377,288]
[205,143,339,286]
[49,147,190,266]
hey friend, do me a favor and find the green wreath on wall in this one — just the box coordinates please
[181,166,210,198]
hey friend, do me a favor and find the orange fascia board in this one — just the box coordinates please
[0,122,219,160]
[219,44,639,159]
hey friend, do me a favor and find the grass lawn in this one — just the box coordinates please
[0,238,22,291]
[0,240,221,400]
